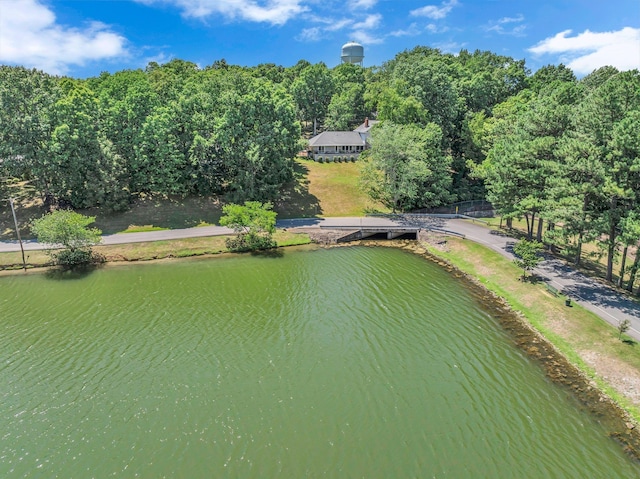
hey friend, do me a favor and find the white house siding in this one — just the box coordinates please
[307,131,368,162]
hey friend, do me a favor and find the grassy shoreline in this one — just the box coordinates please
[412,238,640,416]
[352,238,640,458]
[0,230,312,272]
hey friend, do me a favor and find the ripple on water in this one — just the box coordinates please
[0,246,638,478]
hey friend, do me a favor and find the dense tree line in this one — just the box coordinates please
[0,49,530,212]
[0,60,301,211]
[348,47,531,215]
[475,66,640,288]
[1,50,639,290]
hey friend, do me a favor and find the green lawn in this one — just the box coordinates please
[0,158,385,240]
[274,158,387,218]
[0,230,311,270]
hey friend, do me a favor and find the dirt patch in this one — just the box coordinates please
[545,311,577,337]
[580,350,640,406]
[418,230,450,251]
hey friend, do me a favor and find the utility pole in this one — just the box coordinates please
[9,197,26,271]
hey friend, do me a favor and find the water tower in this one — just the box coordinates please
[341,41,364,66]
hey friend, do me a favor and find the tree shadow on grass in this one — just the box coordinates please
[83,195,225,235]
[0,199,47,241]
[274,161,321,219]
[85,163,322,235]
[523,274,543,284]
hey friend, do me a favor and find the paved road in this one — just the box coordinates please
[390,215,640,342]
[2,215,639,341]
[0,224,235,252]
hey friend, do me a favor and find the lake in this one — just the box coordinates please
[1,246,638,477]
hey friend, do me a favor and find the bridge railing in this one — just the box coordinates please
[368,212,487,224]
[412,200,495,217]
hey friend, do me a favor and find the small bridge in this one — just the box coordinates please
[319,225,421,243]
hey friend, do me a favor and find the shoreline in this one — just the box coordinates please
[0,230,313,275]
[369,239,640,460]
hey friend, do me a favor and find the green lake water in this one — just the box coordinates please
[1,246,638,478]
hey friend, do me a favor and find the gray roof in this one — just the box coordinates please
[308,131,365,147]
[354,120,379,133]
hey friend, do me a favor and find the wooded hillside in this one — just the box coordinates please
[1,49,639,283]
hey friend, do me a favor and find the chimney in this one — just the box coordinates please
[365,117,369,127]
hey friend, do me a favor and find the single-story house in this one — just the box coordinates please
[353,118,379,142]
[307,118,379,162]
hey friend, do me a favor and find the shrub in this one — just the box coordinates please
[220,201,277,252]
[225,233,276,252]
[31,210,102,269]
[54,249,104,268]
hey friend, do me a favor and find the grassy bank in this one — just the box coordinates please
[0,231,311,271]
[1,158,384,241]
[422,236,640,421]
[275,159,387,218]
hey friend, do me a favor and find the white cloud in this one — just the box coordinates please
[483,13,526,36]
[486,23,526,36]
[295,5,381,45]
[143,52,173,67]
[325,19,353,32]
[497,14,524,24]
[351,29,384,45]
[296,27,322,42]
[136,0,307,25]
[0,0,128,75]
[295,16,352,42]
[348,0,378,9]
[390,23,422,37]
[353,14,381,30]
[426,23,449,34]
[410,0,458,20]
[433,40,466,54]
[349,13,383,45]
[528,27,640,75]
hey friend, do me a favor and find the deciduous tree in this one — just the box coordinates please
[0,66,60,198]
[513,240,544,279]
[291,63,334,134]
[213,78,300,202]
[31,210,102,267]
[361,122,453,212]
[220,201,277,251]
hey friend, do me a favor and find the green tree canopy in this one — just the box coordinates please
[220,201,277,252]
[31,210,102,266]
[0,66,60,196]
[513,240,544,279]
[213,77,300,202]
[291,63,334,134]
[361,122,454,212]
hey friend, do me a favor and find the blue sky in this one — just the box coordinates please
[1,0,638,78]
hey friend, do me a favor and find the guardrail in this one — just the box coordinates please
[368,212,488,224]
[319,225,420,230]
[427,227,466,239]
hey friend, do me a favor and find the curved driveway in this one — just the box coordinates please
[1,215,639,341]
